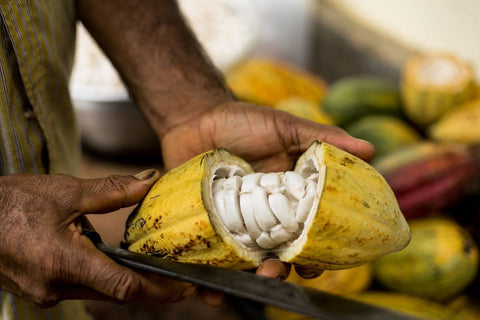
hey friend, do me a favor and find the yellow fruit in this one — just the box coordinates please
[286,263,372,295]
[274,97,334,125]
[449,295,480,320]
[428,98,480,143]
[373,217,479,301]
[125,141,410,270]
[225,59,327,107]
[264,306,312,320]
[266,289,465,320]
[350,292,465,320]
[401,53,476,127]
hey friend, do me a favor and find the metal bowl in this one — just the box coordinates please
[72,86,162,159]
[71,0,259,158]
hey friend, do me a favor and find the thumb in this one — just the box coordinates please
[70,233,191,303]
[78,169,161,214]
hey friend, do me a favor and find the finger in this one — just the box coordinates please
[199,288,224,307]
[77,169,161,214]
[60,284,123,304]
[181,284,199,299]
[256,258,291,280]
[69,233,191,304]
[294,265,324,279]
[134,272,197,305]
[298,123,376,162]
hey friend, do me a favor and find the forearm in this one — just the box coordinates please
[75,0,233,137]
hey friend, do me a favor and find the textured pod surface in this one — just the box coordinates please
[274,97,334,125]
[349,292,465,320]
[125,149,260,269]
[277,142,410,269]
[373,217,479,301]
[374,141,479,219]
[321,75,403,127]
[225,59,327,106]
[345,115,422,159]
[286,264,372,295]
[125,142,410,270]
[428,98,480,144]
[401,53,476,127]
[266,289,463,320]
[449,295,480,320]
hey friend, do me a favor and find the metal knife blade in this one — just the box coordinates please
[83,229,420,320]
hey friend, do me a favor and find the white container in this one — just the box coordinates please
[71,0,259,156]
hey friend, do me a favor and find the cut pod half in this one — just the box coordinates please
[125,141,410,270]
[401,53,476,127]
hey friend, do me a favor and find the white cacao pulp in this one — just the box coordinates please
[211,159,320,250]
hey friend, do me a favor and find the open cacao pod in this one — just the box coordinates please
[125,141,410,270]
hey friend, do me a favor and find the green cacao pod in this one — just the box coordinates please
[322,75,403,127]
[345,115,422,159]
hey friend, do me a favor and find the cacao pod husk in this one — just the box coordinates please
[374,141,480,219]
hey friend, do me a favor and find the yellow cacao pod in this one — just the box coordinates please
[373,217,479,301]
[125,141,410,270]
[428,98,480,144]
[274,97,334,125]
[449,295,480,320]
[225,59,327,107]
[266,290,464,320]
[349,292,465,320]
[401,53,476,127]
[286,263,372,295]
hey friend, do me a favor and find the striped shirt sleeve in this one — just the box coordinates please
[0,0,80,176]
[0,0,91,319]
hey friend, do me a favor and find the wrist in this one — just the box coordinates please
[131,83,234,138]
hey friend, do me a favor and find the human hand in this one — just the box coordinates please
[160,101,374,280]
[0,171,208,307]
[160,101,375,172]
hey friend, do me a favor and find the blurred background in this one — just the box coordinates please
[73,1,480,319]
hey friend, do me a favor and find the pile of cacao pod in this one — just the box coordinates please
[225,55,480,319]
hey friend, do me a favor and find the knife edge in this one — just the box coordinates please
[95,241,421,320]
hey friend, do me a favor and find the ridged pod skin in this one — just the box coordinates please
[274,97,334,125]
[373,217,479,302]
[285,263,372,295]
[345,115,422,159]
[373,141,479,219]
[449,295,480,320]
[225,59,327,106]
[277,142,409,269]
[321,75,403,127]
[265,291,465,320]
[349,292,465,320]
[428,98,480,144]
[125,142,410,270]
[125,149,260,270]
[401,53,476,128]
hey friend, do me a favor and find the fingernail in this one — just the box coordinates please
[298,272,317,279]
[182,285,199,298]
[134,169,158,180]
[357,139,374,146]
[295,266,324,279]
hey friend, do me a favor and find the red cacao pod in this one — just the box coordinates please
[374,142,479,219]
